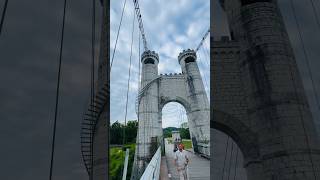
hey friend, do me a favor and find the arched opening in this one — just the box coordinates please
[212,129,248,179]
[161,102,210,178]
[144,58,155,64]
[241,0,272,6]
[185,56,195,64]
[211,110,262,180]
[161,102,192,151]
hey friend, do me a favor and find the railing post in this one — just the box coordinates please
[122,148,130,180]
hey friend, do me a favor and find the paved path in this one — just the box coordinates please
[163,139,210,180]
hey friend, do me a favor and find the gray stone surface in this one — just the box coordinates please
[212,1,320,179]
[92,1,109,179]
[133,49,210,178]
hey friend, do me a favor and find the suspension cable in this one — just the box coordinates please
[90,0,96,179]
[309,0,320,30]
[290,0,320,111]
[289,1,317,178]
[233,148,239,180]
[110,0,127,70]
[0,0,9,36]
[121,6,136,176]
[203,40,211,66]
[195,28,210,52]
[197,50,209,94]
[132,0,148,51]
[49,0,67,179]
[135,23,141,175]
[221,136,230,180]
[227,142,234,180]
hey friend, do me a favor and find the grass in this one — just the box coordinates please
[109,144,136,180]
[182,139,192,149]
[167,138,192,150]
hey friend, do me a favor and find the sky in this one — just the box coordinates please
[212,0,320,179]
[110,0,210,128]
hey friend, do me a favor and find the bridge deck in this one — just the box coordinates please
[162,139,210,180]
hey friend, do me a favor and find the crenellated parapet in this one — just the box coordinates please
[178,49,197,65]
[141,50,159,64]
[159,73,183,77]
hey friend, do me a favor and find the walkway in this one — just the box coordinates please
[163,138,210,180]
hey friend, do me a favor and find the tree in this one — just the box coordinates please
[124,120,138,143]
[110,120,138,145]
[110,121,123,144]
[180,128,190,139]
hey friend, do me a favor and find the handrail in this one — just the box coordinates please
[140,147,161,180]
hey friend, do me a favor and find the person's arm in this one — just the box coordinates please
[174,153,180,171]
[185,152,189,165]
[174,152,177,166]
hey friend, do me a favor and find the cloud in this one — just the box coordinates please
[110,0,210,128]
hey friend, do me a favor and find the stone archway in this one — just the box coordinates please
[211,109,264,180]
[213,0,320,179]
[212,109,259,161]
[133,49,210,175]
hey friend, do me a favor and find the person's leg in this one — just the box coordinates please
[178,170,183,180]
[179,169,187,180]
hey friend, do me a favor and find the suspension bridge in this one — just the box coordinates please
[1,0,320,180]
[109,0,211,179]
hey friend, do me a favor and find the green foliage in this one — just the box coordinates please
[182,140,192,149]
[162,127,178,138]
[163,127,190,139]
[180,128,190,139]
[109,144,136,180]
[110,120,138,145]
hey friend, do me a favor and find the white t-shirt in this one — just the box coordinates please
[174,150,189,168]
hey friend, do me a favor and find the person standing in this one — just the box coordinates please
[174,143,189,180]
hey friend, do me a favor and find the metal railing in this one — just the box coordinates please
[140,147,161,180]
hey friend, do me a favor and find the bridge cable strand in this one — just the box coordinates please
[289,1,317,178]
[121,6,136,176]
[227,142,234,180]
[221,136,230,180]
[134,23,141,176]
[0,0,8,36]
[309,0,320,30]
[290,0,320,111]
[233,148,239,180]
[132,0,148,51]
[203,39,211,67]
[197,50,209,96]
[90,0,96,179]
[202,44,211,96]
[201,43,210,68]
[110,0,127,70]
[49,0,68,179]
[195,28,210,52]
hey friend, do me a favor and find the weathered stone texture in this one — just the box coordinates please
[213,1,320,179]
[133,49,210,178]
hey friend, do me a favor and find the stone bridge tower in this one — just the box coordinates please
[132,49,210,178]
[212,0,320,179]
